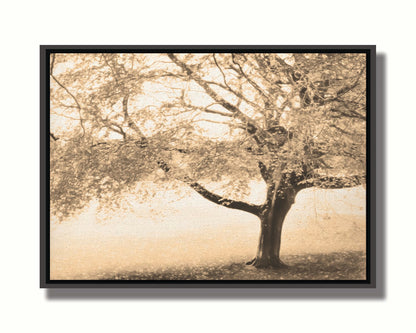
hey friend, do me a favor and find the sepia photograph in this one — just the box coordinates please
[41,46,373,286]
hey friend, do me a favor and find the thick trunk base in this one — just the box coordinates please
[246,257,289,269]
[250,183,296,270]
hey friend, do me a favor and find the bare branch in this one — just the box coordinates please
[50,54,86,137]
[51,111,82,121]
[50,133,59,141]
[156,160,261,216]
[231,54,271,103]
[330,106,366,121]
[202,108,234,117]
[213,54,232,91]
[187,180,261,216]
[167,54,262,131]
[166,53,284,154]
[193,119,245,129]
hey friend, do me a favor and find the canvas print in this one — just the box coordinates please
[45,47,371,285]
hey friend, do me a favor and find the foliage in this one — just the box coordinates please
[50,52,366,221]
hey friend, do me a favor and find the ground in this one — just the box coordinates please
[104,251,366,280]
[50,187,366,280]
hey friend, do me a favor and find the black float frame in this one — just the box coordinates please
[40,45,376,288]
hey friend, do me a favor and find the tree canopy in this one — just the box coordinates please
[50,52,366,224]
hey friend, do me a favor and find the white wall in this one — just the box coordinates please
[0,1,413,332]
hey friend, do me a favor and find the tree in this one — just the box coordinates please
[50,52,366,268]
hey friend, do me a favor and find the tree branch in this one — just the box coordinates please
[297,175,364,190]
[121,94,148,141]
[258,161,270,182]
[231,54,272,103]
[329,124,365,136]
[50,54,86,137]
[316,65,366,107]
[200,106,234,118]
[193,119,245,129]
[167,54,289,156]
[156,160,261,216]
[331,100,366,120]
[50,133,59,141]
[335,65,366,97]
[213,54,233,92]
[167,54,265,135]
[186,179,261,216]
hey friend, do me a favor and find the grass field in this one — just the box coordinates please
[105,251,366,281]
[50,187,366,280]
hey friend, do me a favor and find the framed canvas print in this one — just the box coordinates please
[40,45,376,288]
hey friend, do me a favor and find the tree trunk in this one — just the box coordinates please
[247,187,295,268]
